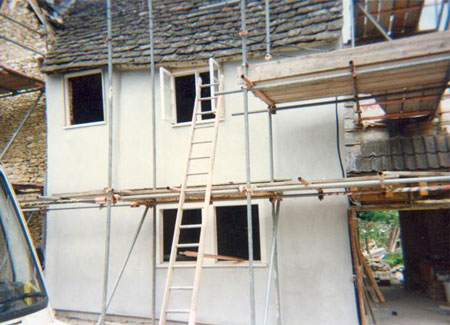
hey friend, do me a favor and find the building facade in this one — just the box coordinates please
[42,1,359,324]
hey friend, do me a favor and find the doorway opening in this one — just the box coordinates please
[354,209,449,324]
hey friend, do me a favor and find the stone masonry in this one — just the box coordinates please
[0,0,48,246]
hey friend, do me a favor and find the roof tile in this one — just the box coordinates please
[436,135,449,152]
[414,153,428,170]
[347,135,450,174]
[423,135,437,153]
[400,137,414,155]
[427,152,440,169]
[412,136,426,154]
[42,0,342,72]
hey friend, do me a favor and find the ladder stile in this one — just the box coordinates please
[188,69,222,325]
[159,68,223,325]
[159,75,202,324]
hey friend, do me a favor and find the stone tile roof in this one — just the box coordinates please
[42,0,343,72]
[347,135,450,174]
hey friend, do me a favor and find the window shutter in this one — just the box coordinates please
[159,67,176,123]
[209,58,225,118]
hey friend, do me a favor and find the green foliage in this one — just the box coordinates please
[359,210,399,226]
[384,252,403,266]
[358,210,403,267]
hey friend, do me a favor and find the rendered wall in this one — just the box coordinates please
[45,59,358,324]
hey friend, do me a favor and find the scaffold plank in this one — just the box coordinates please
[247,31,450,104]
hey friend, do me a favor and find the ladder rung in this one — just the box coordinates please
[170,286,193,290]
[192,140,212,145]
[166,309,190,313]
[180,224,202,229]
[199,96,218,101]
[196,110,216,116]
[177,243,199,248]
[200,83,219,88]
[187,172,208,176]
[189,156,210,160]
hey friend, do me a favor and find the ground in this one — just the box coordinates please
[372,285,450,325]
[57,286,450,325]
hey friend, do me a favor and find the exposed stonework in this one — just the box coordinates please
[0,1,47,78]
[0,92,46,184]
[0,1,48,245]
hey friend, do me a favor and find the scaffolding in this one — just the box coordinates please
[21,0,450,325]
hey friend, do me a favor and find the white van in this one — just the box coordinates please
[0,165,66,325]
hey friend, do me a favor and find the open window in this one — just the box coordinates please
[64,70,105,126]
[215,205,261,261]
[162,208,202,262]
[159,58,223,124]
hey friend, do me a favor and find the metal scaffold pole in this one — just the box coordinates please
[99,0,114,323]
[263,0,281,322]
[147,0,157,323]
[264,0,275,183]
[240,1,256,324]
[263,198,282,325]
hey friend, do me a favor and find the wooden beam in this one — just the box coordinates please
[356,199,450,211]
[348,210,367,325]
[26,0,54,39]
[180,250,245,263]
[359,253,386,303]
[361,110,435,121]
[241,74,276,108]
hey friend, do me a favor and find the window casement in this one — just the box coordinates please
[64,70,105,127]
[162,208,202,262]
[215,205,261,261]
[159,203,264,266]
[159,58,224,124]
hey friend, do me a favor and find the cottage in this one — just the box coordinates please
[38,0,449,324]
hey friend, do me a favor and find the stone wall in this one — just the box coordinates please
[0,1,48,245]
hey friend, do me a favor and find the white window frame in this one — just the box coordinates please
[63,69,106,129]
[159,59,224,126]
[156,200,267,268]
[157,202,204,266]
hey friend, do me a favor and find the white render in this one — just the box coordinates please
[44,53,358,324]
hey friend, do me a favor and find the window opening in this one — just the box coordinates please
[174,72,213,123]
[162,209,202,262]
[66,73,104,125]
[216,205,261,261]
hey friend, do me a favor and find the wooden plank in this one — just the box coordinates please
[364,0,381,39]
[263,61,447,103]
[379,0,394,33]
[360,253,386,303]
[404,0,424,33]
[348,211,367,325]
[391,0,409,36]
[363,283,377,324]
[249,31,450,83]
[180,250,245,262]
[355,0,366,41]
[269,61,446,96]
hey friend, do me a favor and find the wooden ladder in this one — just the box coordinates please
[159,58,222,325]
